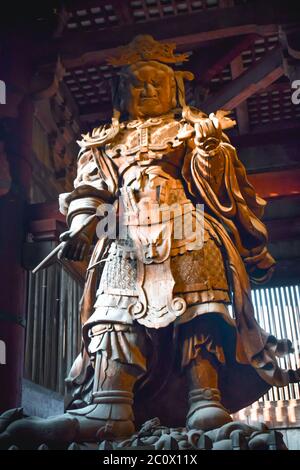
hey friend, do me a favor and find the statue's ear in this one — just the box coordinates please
[110,75,121,111]
[110,73,130,116]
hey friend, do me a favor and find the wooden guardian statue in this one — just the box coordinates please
[54,35,300,440]
[1,35,299,447]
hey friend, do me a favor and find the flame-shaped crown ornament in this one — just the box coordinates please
[107,35,189,67]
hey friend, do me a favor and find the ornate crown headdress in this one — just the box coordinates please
[78,35,235,149]
[107,35,189,67]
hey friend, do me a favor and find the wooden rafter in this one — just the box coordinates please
[248,169,300,200]
[35,0,300,70]
[190,34,258,85]
[201,46,284,113]
[231,120,300,148]
[230,55,250,134]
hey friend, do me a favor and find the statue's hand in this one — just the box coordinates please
[194,113,222,153]
[58,230,91,262]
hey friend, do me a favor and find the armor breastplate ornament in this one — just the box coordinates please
[99,116,205,327]
[105,115,201,257]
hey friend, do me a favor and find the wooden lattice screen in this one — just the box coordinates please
[25,264,300,400]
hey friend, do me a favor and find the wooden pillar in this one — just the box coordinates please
[0,36,34,413]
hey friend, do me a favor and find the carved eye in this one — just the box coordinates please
[132,80,143,89]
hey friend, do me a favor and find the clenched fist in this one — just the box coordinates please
[58,230,91,262]
[194,113,222,153]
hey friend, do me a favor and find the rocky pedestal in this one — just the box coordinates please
[0,409,287,450]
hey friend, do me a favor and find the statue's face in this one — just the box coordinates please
[121,61,176,119]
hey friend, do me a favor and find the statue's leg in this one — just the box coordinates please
[179,317,232,431]
[185,350,232,431]
[67,322,147,441]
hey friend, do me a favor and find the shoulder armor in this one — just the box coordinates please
[77,119,120,151]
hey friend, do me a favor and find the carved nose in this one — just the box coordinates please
[141,83,157,98]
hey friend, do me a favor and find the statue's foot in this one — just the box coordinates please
[67,393,135,442]
[186,388,232,432]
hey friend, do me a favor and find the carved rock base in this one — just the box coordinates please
[0,409,287,450]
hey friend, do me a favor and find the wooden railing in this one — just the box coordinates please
[25,256,82,395]
[251,285,300,402]
[24,205,85,395]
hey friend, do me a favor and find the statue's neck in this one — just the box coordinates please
[125,109,183,124]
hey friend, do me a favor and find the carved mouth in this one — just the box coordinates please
[140,97,159,102]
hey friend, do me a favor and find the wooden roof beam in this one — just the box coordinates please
[231,120,300,148]
[201,46,284,112]
[230,55,250,134]
[248,169,300,200]
[44,0,300,70]
[190,34,258,85]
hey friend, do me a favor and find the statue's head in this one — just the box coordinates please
[118,60,176,119]
[108,35,194,120]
